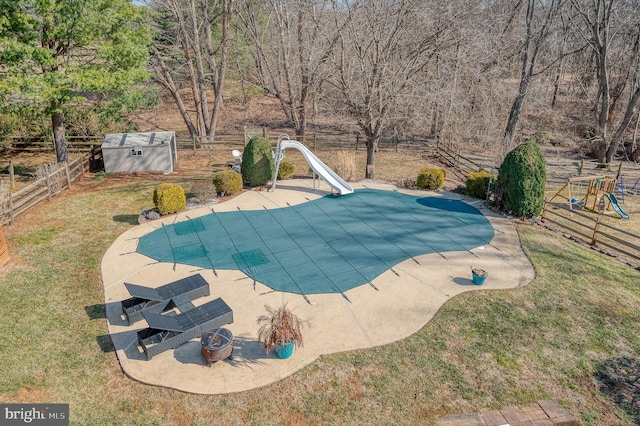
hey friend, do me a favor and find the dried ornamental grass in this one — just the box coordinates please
[256,303,308,353]
[334,150,356,182]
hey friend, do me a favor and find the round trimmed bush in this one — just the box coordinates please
[242,136,274,187]
[494,141,546,217]
[277,161,295,180]
[416,168,446,190]
[466,171,495,199]
[153,183,186,215]
[212,170,242,195]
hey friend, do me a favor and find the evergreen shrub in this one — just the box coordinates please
[495,141,546,217]
[153,183,186,215]
[466,171,495,199]
[416,168,446,190]
[277,161,295,180]
[242,136,274,186]
[212,170,243,195]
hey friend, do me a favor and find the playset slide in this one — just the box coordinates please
[605,193,629,220]
[273,138,354,195]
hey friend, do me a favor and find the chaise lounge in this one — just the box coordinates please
[137,297,234,360]
[120,273,210,324]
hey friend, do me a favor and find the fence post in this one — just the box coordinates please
[45,170,52,201]
[395,134,399,153]
[8,161,14,189]
[578,159,584,176]
[591,215,602,245]
[313,133,316,152]
[65,162,71,189]
[356,134,359,151]
[8,193,14,224]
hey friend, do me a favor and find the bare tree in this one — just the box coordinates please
[150,0,232,145]
[238,0,355,136]
[503,0,563,148]
[327,0,464,178]
[570,0,640,163]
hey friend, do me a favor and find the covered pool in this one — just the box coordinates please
[136,189,493,296]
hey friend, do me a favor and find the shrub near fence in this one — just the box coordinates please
[0,153,90,225]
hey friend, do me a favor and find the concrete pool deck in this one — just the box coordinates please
[101,179,535,394]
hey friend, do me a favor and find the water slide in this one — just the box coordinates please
[605,193,629,220]
[272,137,354,195]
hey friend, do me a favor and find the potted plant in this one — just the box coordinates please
[257,303,308,359]
[471,268,488,285]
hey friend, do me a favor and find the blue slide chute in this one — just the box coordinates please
[605,193,629,220]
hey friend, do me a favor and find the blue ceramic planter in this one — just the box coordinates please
[275,341,295,359]
[472,269,487,285]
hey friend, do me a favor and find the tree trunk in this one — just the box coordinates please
[504,88,528,147]
[504,0,557,146]
[151,46,198,137]
[204,0,232,142]
[189,0,210,142]
[52,111,68,163]
[604,87,640,163]
[365,140,376,179]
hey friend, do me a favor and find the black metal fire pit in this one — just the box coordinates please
[201,328,233,366]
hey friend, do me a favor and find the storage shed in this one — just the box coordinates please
[102,131,177,174]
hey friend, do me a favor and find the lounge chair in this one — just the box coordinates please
[120,273,210,324]
[137,297,233,360]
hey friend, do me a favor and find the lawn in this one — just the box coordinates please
[0,176,639,425]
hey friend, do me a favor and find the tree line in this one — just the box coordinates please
[1,0,639,178]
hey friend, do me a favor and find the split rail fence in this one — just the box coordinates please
[539,202,640,268]
[0,151,92,225]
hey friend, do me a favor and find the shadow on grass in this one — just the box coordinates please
[97,335,116,353]
[596,356,640,423]
[113,214,140,225]
[85,304,106,319]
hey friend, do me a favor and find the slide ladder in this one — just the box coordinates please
[271,135,354,195]
[604,193,629,220]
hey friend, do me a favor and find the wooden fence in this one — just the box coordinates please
[540,202,640,268]
[433,143,640,191]
[0,131,441,153]
[0,152,91,225]
[0,224,8,266]
[434,143,498,174]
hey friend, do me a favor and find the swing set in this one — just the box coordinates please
[548,175,629,219]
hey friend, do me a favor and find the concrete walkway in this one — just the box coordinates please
[101,179,535,394]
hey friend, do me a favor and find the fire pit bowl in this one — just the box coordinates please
[201,328,233,366]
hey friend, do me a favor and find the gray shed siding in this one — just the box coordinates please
[102,132,176,174]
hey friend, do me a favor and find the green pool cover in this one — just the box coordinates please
[136,189,494,295]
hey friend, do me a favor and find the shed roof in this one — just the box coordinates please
[102,131,175,148]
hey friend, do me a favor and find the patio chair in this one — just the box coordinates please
[137,297,234,360]
[120,273,210,324]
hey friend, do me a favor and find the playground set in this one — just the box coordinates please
[548,174,629,220]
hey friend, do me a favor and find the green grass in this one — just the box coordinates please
[1,177,639,425]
